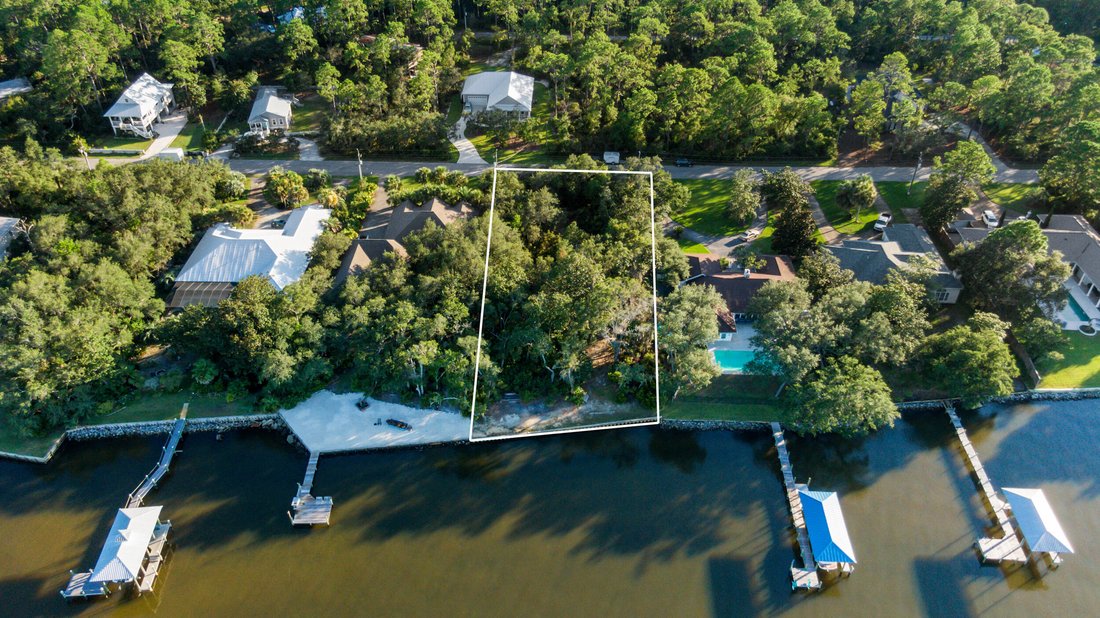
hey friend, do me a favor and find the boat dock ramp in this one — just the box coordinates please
[771,423,821,590]
[61,406,187,600]
[943,403,1028,564]
[127,409,187,508]
[290,451,333,526]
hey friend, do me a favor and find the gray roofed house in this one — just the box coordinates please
[825,223,962,303]
[103,73,174,138]
[248,87,293,135]
[461,71,535,119]
[949,215,1100,328]
[0,77,32,100]
[169,205,331,307]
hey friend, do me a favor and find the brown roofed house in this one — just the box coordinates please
[683,254,797,335]
[336,197,476,283]
[334,239,408,285]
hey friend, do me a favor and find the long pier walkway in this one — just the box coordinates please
[290,451,333,525]
[944,403,1027,563]
[771,422,821,590]
[126,405,188,508]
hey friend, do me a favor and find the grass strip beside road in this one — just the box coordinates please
[983,182,1043,214]
[813,180,879,235]
[671,179,751,238]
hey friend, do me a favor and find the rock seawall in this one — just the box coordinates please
[65,414,283,441]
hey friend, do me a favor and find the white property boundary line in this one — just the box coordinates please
[469,165,662,442]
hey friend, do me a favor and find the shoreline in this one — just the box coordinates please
[4,387,1100,465]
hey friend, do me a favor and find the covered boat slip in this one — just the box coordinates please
[798,486,857,574]
[61,506,172,599]
[1003,487,1075,564]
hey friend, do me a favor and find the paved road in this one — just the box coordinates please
[225,159,1041,183]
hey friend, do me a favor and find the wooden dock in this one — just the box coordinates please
[126,406,187,508]
[944,404,1028,564]
[771,423,821,590]
[290,451,333,526]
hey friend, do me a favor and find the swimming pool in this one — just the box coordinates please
[1068,294,1091,322]
[713,349,757,373]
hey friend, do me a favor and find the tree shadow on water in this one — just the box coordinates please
[648,429,707,473]
[913,556,977,618]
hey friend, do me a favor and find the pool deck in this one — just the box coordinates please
[1058,282,1100,331]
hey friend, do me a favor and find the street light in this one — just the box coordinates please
[908,151,923,195]
[356,148,363,181]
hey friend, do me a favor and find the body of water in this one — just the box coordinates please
[1,400,1099,617]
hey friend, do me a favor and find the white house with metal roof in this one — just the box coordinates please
[248,86,294,135]
[169,205,331,307]
[103,73,174,138]
[461,71,534,118]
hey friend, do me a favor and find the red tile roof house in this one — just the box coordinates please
[682,254,798,340]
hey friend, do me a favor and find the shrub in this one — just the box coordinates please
[159,368,185,392]
[304,168,331,191]
[215,171,248,201]
[383,174,402,193]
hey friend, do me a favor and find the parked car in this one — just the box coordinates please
[675,157,694,167]
[982,209,999,228]
[738,229,760,242]
[873,212,893,232]
[270,218,287,229]
[602,151,621,165]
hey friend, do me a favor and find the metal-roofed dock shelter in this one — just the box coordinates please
[61,506,172,599]
[1003,487,1074,566]
[798,486,857,575]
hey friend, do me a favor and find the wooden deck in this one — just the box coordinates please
[771,423,821,591]
[135,521,172,595]
[944,404,1028,564]
[60,571,109,599]
[127,407,188,508]
[290,452,333,526]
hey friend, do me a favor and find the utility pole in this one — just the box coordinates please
[356,149,363,181]
[908,151,923,195]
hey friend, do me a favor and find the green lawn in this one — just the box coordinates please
[671,179,750,238]
[676,237,710,254]
[752,211,777,253]
[1037,331,1100,388]
[0,391,261,458]
[462,60,498,78]
[983,182,1043,214]
[169,122,204,150]
[813,180,879,235]
[445,95,463,125]
[663,374,784,422]
[87,134,154,151]
[876,181,927,224]
[292,96,329,132]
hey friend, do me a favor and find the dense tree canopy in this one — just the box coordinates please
[0,144,245,429]
[953,219,1070,324]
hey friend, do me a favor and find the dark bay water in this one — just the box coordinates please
[1,400,1098,617]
